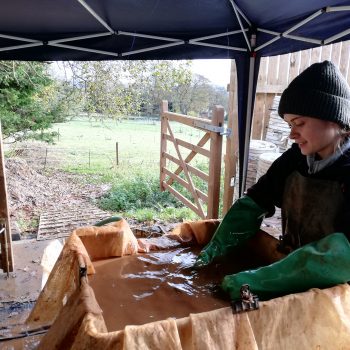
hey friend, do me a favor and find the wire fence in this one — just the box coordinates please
[9,145,159,171]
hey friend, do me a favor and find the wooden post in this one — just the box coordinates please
[207,105,224,219]
[222,60,240,215]
[160,100,168,191]
[0,122,14,273]
[252,57,268,140]
[44,148,48,169]
[115,142,119,165]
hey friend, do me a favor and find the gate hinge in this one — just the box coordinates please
[193,121,231,136]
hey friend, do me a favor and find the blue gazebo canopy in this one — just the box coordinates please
[1,0,349,192]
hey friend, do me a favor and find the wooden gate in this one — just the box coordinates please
[160,101,224,219]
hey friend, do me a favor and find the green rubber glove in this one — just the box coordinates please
[94,216,122,226]
[194,196,266,268]
[221,232,350,301]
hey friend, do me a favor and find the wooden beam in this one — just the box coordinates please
[164,134,211,157]
[0,122,14,273]
[163,168,208,203]
[164,153,209,182]
[167,133,210,186]
[223,59,239,214]
[256,84,284,94]
[162,182,203,218]
[207,105,224,219]
[163,111,212,131]
[164,118,205,218]
[160,101,168,191]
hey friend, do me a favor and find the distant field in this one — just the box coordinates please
[10,116,225,220]
[47,117,209,171]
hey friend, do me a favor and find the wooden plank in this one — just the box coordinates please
[299,49,310,73]
[162,182,203,218]
[339,41,350,82]
[164,134,211,158]
[256,84,285,94]
[223,59,239,214]
[252,93,266,139]
[267,56,279,85]
[288,51,301,83]
[258,57,268,86]
[263,94,275,140]
[207,105,224,219]
[253,57,269,140]
[164,118,205,218]
[0,122,14,272]
[320,43,332,61]
[164,152,209,182]
[160,101,168,191]
[163,111,212,131]
[167,132,210,186]
[331,42,342,67]
[310,46,322,64]
[163,168,208,203]
[278,53,290,87]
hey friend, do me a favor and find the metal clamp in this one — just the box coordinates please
[231,284,259,313]
[193,121,232,136]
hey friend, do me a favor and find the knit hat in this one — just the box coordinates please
[278,60,350,129]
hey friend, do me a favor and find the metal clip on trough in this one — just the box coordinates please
[231,284,259,313]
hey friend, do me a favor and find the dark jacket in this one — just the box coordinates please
[246,143,350,238]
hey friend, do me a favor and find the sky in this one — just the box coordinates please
[50,59,233,87]
[191,59,232,87]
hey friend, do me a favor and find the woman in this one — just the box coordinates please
[195,60,350,300]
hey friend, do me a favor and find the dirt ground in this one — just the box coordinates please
[5,157,112,239]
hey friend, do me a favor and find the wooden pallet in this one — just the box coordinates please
[37,206,110,240]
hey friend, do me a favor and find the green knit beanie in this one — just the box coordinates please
[278,60,350,129]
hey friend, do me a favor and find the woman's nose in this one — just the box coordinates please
[289,127,297,140]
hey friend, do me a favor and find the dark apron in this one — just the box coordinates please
[281,171,344,249]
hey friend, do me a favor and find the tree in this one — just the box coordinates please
[0,61,59,141]
[53,60,228,121]
[62,60,193,119]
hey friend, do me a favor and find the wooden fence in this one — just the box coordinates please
[160,101,224,219]
[223,40,350,213]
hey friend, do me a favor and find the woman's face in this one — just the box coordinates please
[284,114,341,159]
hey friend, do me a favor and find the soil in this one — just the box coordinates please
[5,156,179,239]
[4,147,282,239]
[5,157,112,238]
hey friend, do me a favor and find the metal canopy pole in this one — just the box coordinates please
[76,0,114,33]
[0,6,348,58]
[241,34,257,195]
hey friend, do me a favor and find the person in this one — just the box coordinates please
[194,60,350,300]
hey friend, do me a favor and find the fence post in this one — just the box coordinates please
[44,148,48,169]
[0,121,14,273]
[160,100,168,191]
[115,142,119,166]
[207,105,224,219]
[223,60,239,214]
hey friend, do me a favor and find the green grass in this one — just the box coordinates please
[51,117,207,169]
[47,116,211,222]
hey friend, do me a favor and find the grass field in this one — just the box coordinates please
[45,116,218,221]
[50,117,208,171]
